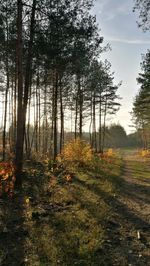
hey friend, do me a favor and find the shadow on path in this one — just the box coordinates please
[71,160,150,266]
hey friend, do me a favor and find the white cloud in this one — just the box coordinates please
[94,0,131,21]
[105,37,150,44]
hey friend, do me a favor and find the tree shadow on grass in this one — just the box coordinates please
[120,161,150,205]
[123,166,150,176]
[71,174,150,266]
[121,178,150,205]
[29,197,115,266]
[2,160,148,266]
[28,169,150,266]
[73,175,150,229]
[0,163,45,266]
[0,194,26,266]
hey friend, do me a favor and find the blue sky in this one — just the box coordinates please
[92,0,150,133]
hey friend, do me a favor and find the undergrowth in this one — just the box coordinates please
[22,153,123,265]
[0,142,123,265]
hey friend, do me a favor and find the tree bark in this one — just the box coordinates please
[99,92,102,153]
[53,70,58,160]
[60,77,64,153]
[2,7,9,161]
[92,90,97,151]
[15,0,36,186]
[2,72,9,161]
[78,77,83,138]
[15,0,24,187]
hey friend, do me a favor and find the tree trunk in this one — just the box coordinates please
[26,84,32,158]
[92,91,97,151]
[15,0,36,186]
[2,71,9,161]
[43,79,48,154]
[75,92,78,139]
[35,72,39,153]
[89,93,92,146]
[13,64,17,148]
[38,87,41,152]
[99,92,102,153]
[102,93,108,153]
[15,0,24,187]
[53,70,58,160]
[60,77,64,153]
[78,77,83,138]
[2,8,9,161]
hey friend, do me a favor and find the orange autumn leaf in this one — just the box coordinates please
[66,174,72,181]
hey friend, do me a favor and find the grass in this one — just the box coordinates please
[1,150,150,265]
[20,156,123,266]
[126,160,150,179]
[121,149,150,180]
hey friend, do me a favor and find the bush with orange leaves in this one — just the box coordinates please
[59,138,93,169]
[0,162,15,197]
[139,149,150,158]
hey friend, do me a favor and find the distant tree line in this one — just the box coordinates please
[132,0,150,148]
[132,50,150,148]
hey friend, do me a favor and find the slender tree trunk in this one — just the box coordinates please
[38,87,41,152]
[92,91,97,151]
[78,76,83,138]
[60,77,64,153]
[89,93,92,146]
[50,81,54,159]
[10,77,14,152]
[3,70,9,161]
[99,92,102,153]
[53,70,58,160]
[8,85,11,151]
[2,10,9,161]
[35,72,39,153]
[22,0,36,137]
[15,0,36,186]
[15,0,24,187]
[13,64,17,148]
[70,104,73,138]
[26,84,32,158]
[43,78,48,154]
[102,97,108,153]
[75,92,78,139]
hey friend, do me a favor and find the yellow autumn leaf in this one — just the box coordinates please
[25,198,30,204]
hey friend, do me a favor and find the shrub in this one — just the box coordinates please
[106,148,113,157]
[59,138,93,169]
[0,162,15,197]
[140,149,150,157]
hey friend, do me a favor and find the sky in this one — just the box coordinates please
[92,0,150,134]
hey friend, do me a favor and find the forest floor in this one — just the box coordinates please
[0,150,150,266]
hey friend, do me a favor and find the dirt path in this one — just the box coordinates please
[105,151,150,266]
[120,152,150,225]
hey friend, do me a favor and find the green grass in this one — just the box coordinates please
[125,158,150,180]
[1,151,150,265]
[21,156,123,266]
[119,148,150,179]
